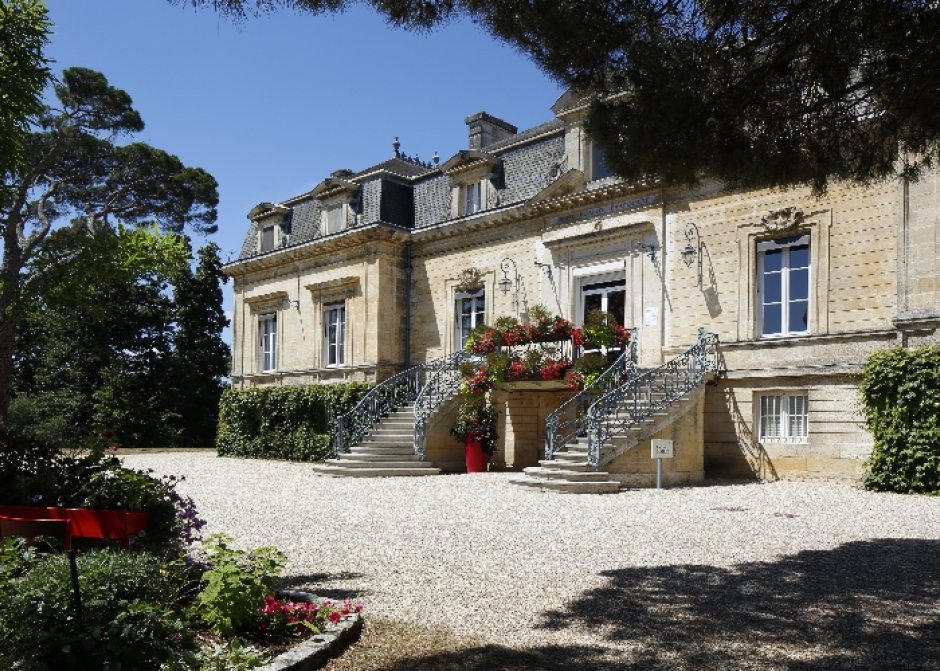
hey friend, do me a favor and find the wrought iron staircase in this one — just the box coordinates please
[512,328,719,493]
[313,354,464,477]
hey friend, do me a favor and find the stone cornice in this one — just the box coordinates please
[223,223,410,278]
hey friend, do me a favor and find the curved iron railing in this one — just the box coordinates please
[413,352,468,460]
[334,355,453,457]
[544,329,638,461]
[585,328,719,470]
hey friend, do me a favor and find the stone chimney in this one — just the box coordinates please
[466,112,517,150]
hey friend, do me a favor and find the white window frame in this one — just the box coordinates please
[323,301,346,367]
[757,234,811,338]
[259,313,277,372]
[577,273,626,326]
[758,394,809,443]
[455,288,485,350]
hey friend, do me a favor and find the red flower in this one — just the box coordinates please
[571,328,586,346]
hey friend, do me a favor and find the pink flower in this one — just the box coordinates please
[329,611,342,624]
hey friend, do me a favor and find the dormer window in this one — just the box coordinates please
[312,172,361,236]
[441,150,501,219]
[248,202,291,254]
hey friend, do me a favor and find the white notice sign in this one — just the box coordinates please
[651,439,674,459]
[644,306,658,326]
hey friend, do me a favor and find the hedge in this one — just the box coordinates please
[216,384,372,461]
[859,346,940,494]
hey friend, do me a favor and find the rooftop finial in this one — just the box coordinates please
[392,136,401,158]
[432,151,440,165]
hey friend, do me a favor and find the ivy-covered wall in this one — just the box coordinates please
[216,384,372,461]
[860,346,940,494]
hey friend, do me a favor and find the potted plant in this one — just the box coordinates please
[450,397,498,473]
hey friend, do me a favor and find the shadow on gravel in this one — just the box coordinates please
[532,538,940,671]
[277,571,370,599]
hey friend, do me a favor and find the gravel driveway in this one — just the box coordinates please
[123,452,940,670]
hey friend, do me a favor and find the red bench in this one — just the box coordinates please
[0,506,150,549]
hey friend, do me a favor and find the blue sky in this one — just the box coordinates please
[44,2,563,320]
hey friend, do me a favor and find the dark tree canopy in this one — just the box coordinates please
[177,0,940,191]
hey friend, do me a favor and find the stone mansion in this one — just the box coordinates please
[224,91,940,486]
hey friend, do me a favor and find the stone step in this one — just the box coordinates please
[522,467,614,482]
[508,477,620,494]
[538,459,590,471]
[347,445,415,456]
[313,465,441,477]
[335,451,420,462]
[326,459,430,469]
[362,432,413,440]
[357,435,413,444]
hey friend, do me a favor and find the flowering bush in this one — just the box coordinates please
[467,328,501,354]
[539,357,572,380]
[259,596,363,638]
[565,369,585,391]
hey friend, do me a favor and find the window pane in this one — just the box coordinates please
[763,271,782,303]
[763,248,783,272]
[606,289,626,325]
[762,304,782,335]
[592,146,614,180]
[466,183,481,214]
[261,226,275,252]
[788,300,809,332]
[789,268,809,301]
[760,396,781,439]
[789,244,810,268]
[788,395,808,439]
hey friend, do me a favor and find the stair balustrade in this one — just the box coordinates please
[413,352,467,460]
[585,328,719,470]
[544,328,638,461]
[334,355,455,458]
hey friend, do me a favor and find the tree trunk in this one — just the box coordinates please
[0,212,24,426]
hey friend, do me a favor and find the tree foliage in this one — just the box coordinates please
[12,233,229,449]
[177,0,940,191]
[0,0,49,176]
[859,346,940,494]
[0,66,219,422]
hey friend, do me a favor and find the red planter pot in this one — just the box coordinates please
[464,436,487,473]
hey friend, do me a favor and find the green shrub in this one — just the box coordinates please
[194,533,286,637]
[860,346,940,494]
[0,549,194,670]
[216,383,371,461]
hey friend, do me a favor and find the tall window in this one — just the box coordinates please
[259,314,277,372]
[456,289,485,350]
[323,301,346,366]
[758,235,810,337]
[580,278,626,326]
[464,182,482,215]
[759,394,808,442]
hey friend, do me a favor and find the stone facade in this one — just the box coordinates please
[224,93,940,483]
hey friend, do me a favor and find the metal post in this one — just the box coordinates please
[68,549,82,619]
[656,458,663,490]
